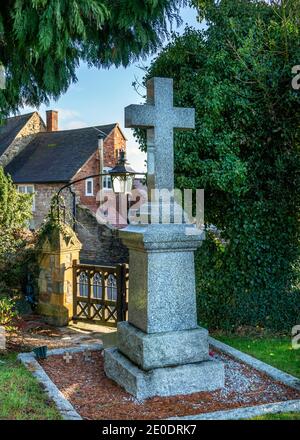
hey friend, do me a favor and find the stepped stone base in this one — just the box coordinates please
[104,347,225,400]
[117,322,209,370]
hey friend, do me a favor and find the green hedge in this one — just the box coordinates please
[136,0,300,330]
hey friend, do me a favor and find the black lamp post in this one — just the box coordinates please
[55,151,143,227]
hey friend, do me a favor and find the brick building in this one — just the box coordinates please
[0,110,126,229]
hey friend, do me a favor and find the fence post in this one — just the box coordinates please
[72,259,78,320]
[116,264,128,322]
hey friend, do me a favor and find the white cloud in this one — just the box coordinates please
[56,108,81,121]
[54,108,89,130]
[124,129,146,172]
[62,119,89,130]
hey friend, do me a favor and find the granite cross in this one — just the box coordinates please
[125,77,195,192]
[104,78,224,398]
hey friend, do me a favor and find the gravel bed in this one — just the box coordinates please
[38,349,300,420]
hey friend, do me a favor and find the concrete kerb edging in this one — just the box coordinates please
[170,337,300,420]
[18,339,300,421]
[17,343,103,420]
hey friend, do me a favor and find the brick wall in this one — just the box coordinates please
[72,125,126,212]
[73,150,100,212]
[76,204,128,265]
[103,124,126,167]
[0,112,45,167]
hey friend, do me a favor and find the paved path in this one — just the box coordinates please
[9,317,117,351]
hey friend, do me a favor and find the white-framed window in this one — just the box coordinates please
[85,178,94,196]
[18,184,35,211]
[103,167,112,190]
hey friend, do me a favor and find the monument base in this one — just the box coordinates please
[104,347,224,400]
[117,322,210,370]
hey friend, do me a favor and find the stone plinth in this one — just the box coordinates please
[117,322,209,370]
[104,348,224,400]
[119,224,202,334]
[104,224,225,398]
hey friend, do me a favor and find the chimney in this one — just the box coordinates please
[46,110,58,132]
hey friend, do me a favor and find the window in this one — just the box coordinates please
[103,167,112,190]
[107,274,117,301]
[18,184,35,211]
[78,272,89,297]
[85,178,94,196]
[92,273,103,299]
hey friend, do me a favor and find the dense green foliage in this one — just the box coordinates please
[0,167,34,297]
[137,0,300,330]
[0,296,18,326]
[0,0,183,118]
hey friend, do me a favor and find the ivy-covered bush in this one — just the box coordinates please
[0,296,18,326]
[0,167,35,298]
[136,0,300,330]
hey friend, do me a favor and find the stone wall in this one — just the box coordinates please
[0,112,45,167]
[37,223,82,326]
[33,184,73,229]
[76,204,128,265]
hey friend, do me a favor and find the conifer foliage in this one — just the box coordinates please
[0,0,182,117]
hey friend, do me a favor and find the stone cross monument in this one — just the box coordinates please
[125,77,194,192]
[104,77,224,399]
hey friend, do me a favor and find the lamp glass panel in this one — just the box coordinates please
[125,175,134,193]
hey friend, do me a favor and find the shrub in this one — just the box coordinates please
[136,0,300,330]
[0,295,18,326]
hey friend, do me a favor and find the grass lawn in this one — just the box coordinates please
[0,352,61,420]
[215,334,300,420]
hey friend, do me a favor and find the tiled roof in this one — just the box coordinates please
[5,123,117,183]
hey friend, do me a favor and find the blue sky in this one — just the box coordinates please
[22,5,202,171]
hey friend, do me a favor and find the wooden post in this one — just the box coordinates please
[72,259,78,320]
[116,264,128,322]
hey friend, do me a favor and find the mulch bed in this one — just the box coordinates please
[38,349,300,420]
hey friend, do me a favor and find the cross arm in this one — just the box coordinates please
[173,107,195,130]
[125,104,156,128]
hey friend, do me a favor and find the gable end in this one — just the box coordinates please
[0,112,46,167]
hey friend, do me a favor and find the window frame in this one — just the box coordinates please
[85,178,94,196]
[17,184,35,211]
[102,167,112,191]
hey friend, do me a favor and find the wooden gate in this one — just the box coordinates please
[72,261,128,326]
